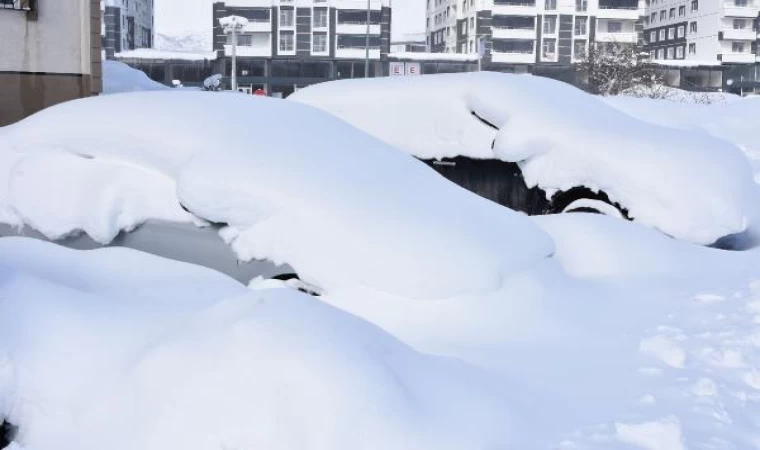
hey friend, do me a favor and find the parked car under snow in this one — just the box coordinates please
[290,72,758,246]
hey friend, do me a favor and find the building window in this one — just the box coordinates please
[690,21,697,33]
[573,40,586,58]
[733,19,746,29]
[669,7,675,18]
[279,31,294,51]
[313,32,327,53]
[575,17,587,35]
[543,16,557,34]
[470,17,475,28]
[666,47,673,59]
[607,21,622,32]
[279,7,294,27]
[732,42,745,52]
[657,48,664,59]
[688,43,696,53]
[659,29,665,40]
[650,12,656,22]
[668,27,674,39]
[676,45,684,58]
[677,25,684,37]
[542,38,556,57]
[313,8,328,28]
[690,0,698,11]
[650,30,657,42]
[545,0,557,9]
[659,10,666,20]
[735,0,747,5]
[678,5,685,15]
[575,0,587,12]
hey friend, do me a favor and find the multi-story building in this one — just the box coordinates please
[0,0,102,126]
[426,0,645,69]
[103,0,154,59]
[211,0,391,96]
[643,0,759,64]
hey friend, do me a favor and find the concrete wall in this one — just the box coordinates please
[0,0,101,126]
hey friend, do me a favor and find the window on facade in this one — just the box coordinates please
[690,21,697,32]
[676,45,684,58]
[607,21,622,32]
[668,27,674,39]
[470,17,475,28]
[542,39,556,57]
[732,42,745,52]
[678,5,685,15]
[688,43,696,53]
[279,31,294,52]
[574,17,587,35]
[573,40,586,58]
[733,19,746,29]
[279,7,294,27]
[545,0,557,8]
[650,12,656,22]
[666,47,673,59]
[650,30,657,42]
[492,15,535,29]
[690,0,698,11]
[313,33,327,53]
[313,8,328,28]
[735,0,747,6]
[659,29,665,40]
[677,25,684,37]
[491,39,534,53]
[575,0,587,11]
[669,8,675,18]
[659,10,666,20]
[657,48,664,59]
[543,15,557,34]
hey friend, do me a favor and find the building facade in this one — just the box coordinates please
[210,0,391,96]
[0,0,102,126]
[426,0,645,68]
[103,0,154,59]
[643,0,759,64]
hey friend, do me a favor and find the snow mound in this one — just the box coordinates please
[0,92,553,299]
[102,61,170,94]
[0,237,513,450]
[291,72,757,245]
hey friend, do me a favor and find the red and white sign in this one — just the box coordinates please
[405,62,421,76]
[389,62,405,76]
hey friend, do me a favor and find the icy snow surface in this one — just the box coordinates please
[0,237,513,450]
[0,92,553,299]
[291,72,758,245]
[102,61,170,94]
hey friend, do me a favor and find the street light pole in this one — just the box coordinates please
[231,25,238,92]
[365,0,370,78]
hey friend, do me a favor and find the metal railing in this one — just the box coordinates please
[1,0,34,10]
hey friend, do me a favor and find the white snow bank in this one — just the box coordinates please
[0,92,553,299]
[0,237,513,450]
[291,72,757,245]
[102,61,170,94]
[116,48,217,61]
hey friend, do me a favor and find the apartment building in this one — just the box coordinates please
[643,0,759,64]
[0,0,102,126]
[103,0,154,59]
[426,0,644,67]
[211,0,391,96]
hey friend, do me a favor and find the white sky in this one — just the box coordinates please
[155,0,426,41]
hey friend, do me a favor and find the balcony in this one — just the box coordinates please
[491,51,536,63]
[722,4,759,17]
[721,52,755,63]
[335,0,383,10]
[595,7,642,19]
[493,3,538,15]
[493,27,537,39]
[224,44,272,58]
[335,47,381,59]
[336,23,381,35]
[242,20,272,33]
[595,31,638,42]
[720,28,756,40]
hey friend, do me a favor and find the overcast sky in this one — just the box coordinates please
[155,0,426,41]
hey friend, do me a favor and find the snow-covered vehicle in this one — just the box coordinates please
[0,91,553,298]
[290,72,757,246]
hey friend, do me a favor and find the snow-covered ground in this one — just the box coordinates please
[290,73,758,246]
[2,71,760,450]
[102,61,170,95]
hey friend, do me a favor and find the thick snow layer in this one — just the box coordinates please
[0,238,513,450]
[102,61,170,94]
[0,92,553,299]
[291,72,757,245]
[116,48,217,61]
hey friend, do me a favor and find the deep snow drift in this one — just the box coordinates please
[291,72,757,245]
[102,61,170,94]
[0,92,553,299]
[0,238,513,450]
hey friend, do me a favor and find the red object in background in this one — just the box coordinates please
[254,89,267,96]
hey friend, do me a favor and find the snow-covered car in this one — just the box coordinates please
[290,72,758,246]
[0,91,554,299]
